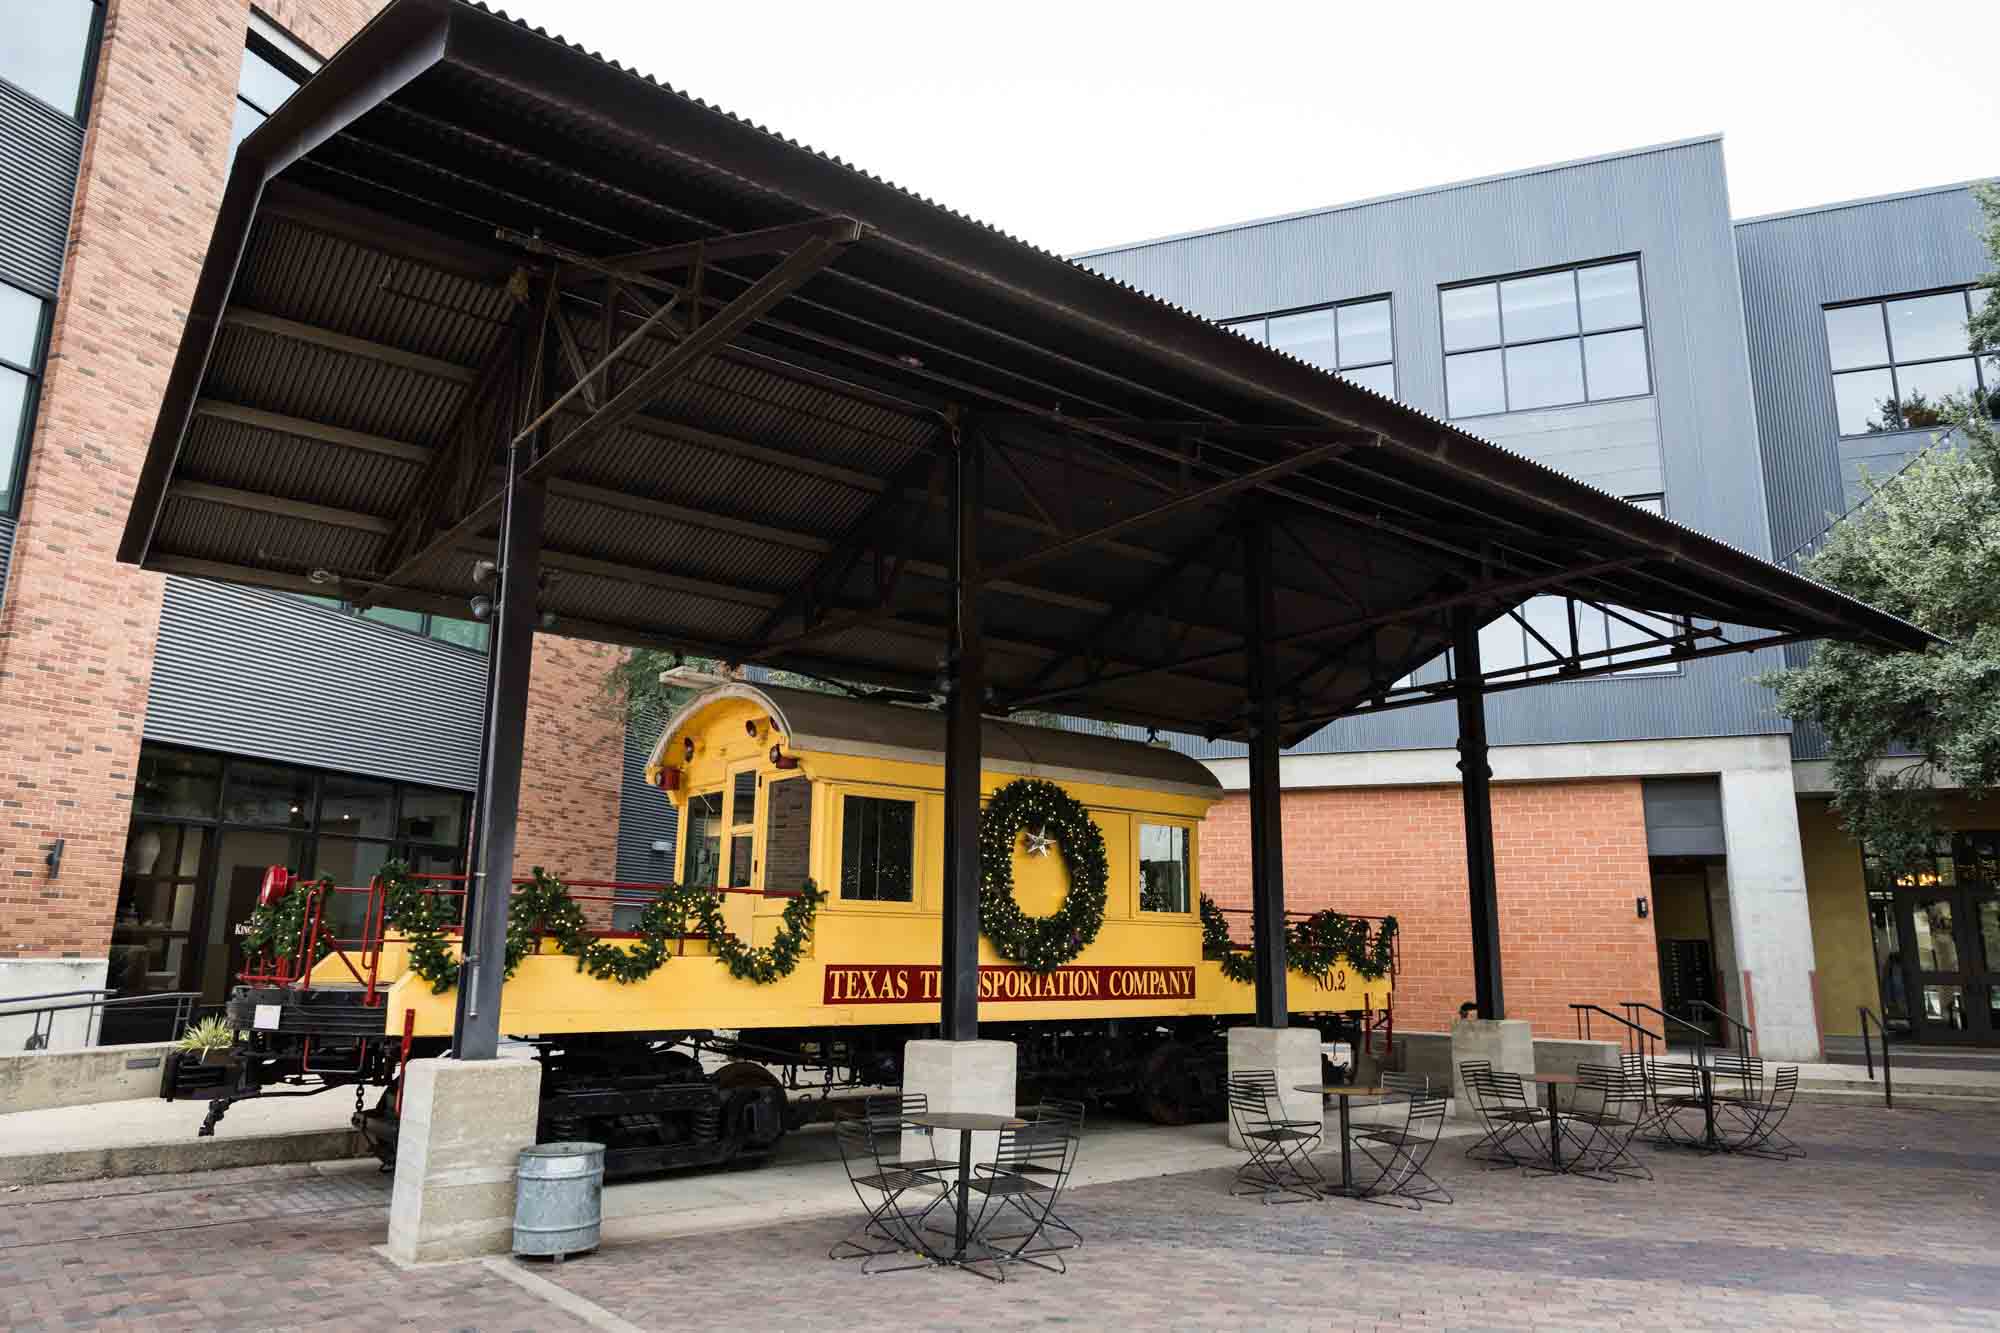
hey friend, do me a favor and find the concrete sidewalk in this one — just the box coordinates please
[0,1088,363,1185]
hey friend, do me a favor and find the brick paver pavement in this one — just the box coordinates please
[1,1102,1994,1331]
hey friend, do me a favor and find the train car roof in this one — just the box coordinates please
[656,684,1223,800]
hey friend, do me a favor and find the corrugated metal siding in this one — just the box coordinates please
[1734,184,1988,762]
[0,79,83,294]
[145,577,484,788]
[1734,185,1988,565]
[615,702,678,882]
[1082,138,1791,755]
[0,513,13,608]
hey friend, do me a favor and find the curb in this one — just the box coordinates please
[0,1128,369,1186]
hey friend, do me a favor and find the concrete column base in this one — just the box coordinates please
[902,1038,1017,1164]
[387,1056,543,1264]
[1449,1018,1533,1121]
[1225,1026,1322,1147]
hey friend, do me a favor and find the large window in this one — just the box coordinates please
[1825,288,1997,436]
[228,30,311,160]
[1138,823,1191,914]
[0,0,102,119]
[841,795,916,903]
[0,281,49,514]
[1442,259,1650,418]
[1226,296,1396,398]
[115,745,470,1007]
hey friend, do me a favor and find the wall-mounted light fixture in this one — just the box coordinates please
[43,836,63,880]
[1636,896,1650,919]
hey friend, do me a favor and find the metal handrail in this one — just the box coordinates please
[1569,1002,1662,1056]
[1620,998,1710,1073]
[0,990,200,1051]
[1681,998,1755,1055]
[1858,1006,1893,1109]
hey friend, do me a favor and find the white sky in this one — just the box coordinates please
[497,0,1997,256]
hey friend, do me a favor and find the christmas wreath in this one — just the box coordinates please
[1199,893,1398,988]
[978,778,1109,973]
[240,875,336,967]
[379,860,823,995]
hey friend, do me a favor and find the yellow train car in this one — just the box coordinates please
[181,683,1393,1175]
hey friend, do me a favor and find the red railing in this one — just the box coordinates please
[239,870,777,1007]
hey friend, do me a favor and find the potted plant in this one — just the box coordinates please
[176,1015,239,1067]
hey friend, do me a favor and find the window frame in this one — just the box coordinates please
[1823,286,1995,437]
[0,280,52,516]
[1134,817,1197,918]
[834,786,923,909]
[680,788,725,889]
[1223,293,1397,397]
[1438,256,1652,419]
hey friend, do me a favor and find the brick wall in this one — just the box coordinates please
[1200,779,1659,1036]
[514,635,626,885]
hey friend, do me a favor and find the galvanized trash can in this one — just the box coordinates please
[514,1141,605,1262]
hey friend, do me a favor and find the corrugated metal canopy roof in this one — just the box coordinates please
[119,0,1934,746]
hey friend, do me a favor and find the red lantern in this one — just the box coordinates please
[655,766,681,792]
[259,865,292,907]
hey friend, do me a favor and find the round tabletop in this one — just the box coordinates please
[906,1111,1027,1132]
[1292,1085,1390,1097]
[1528,1073,1579,1085]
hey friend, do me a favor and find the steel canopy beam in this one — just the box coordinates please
[360,230,858,615]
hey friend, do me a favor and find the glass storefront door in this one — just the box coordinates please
[1887,833,2000,1044]
[120,744,472,1007]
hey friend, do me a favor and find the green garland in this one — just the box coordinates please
[1199,893,1398,988]
[978,778,1110,973]
[240,877,336,967]
[379,859,823,995]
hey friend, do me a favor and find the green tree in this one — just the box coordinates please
[1766,183,2000,874]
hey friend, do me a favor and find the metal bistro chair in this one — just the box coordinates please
[830,1110,952,1273]
[976,1099,1085,1253]
[865,1091,956,1175]
[1348,1087,1452,1209]
[1562,1063,1653,1182]
[1706,1052,1765,1114]
[1227,1071,1324,1204]
[1728,1065,1805,1160]
[1460,1062,1547,1169]
[961,1121,1079,1281]
[1640,1058,1709,1147]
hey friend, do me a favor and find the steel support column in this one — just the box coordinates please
[452,458,546,1061]
[1452,605,1504,1020]
[1243,517,1288,1027]
[940,424,984,1041]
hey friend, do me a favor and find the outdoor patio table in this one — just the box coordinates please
[905,1111,1027,1263]
[1293,1085,1387,1197]
[1529,1073,1580,1171]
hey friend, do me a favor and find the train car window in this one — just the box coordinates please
[763,778,812,893]
[1138,823,1190,913]
[727,769,758,889]
[685,791,723,888]
[841,795,915,902]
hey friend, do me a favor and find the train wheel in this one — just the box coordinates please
[1138,1040,1198,1125]
[715,1062,787,1159]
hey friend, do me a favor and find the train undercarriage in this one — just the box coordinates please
[165,985,1371,1179]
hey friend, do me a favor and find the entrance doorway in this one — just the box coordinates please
[1872,833,2000,1044]
[110,745,473,1036]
